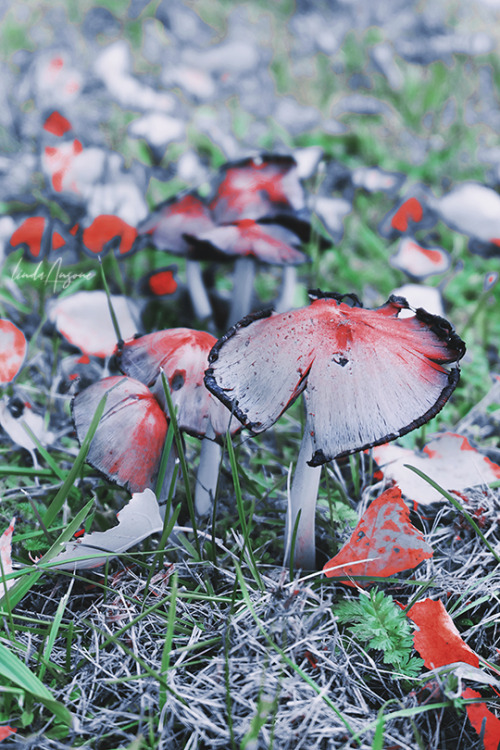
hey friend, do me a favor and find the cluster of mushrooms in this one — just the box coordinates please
[72,153,466,570]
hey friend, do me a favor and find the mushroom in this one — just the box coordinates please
[0,319,27,385]
[205,290,465,569]
[118,328,241,516]
[185,218,309,325]
[72,375,168,494]
[138,192,216,325]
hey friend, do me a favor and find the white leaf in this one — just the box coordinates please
[48,489,163,570]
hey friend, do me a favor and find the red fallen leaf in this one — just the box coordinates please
[47,290,140,358]
[484,271,499,291]
[462,687,500,750]
[373,432,500,506]
[43,138,83,193]
[323,487,433,585]
[145,268,178,296]
[407,598,479,669]
[43,111,72,136]
[0,320,27,384]
[391,197,424,232]
[81,215,138,257]
[9,216,45,258]
[0,726,16,740]
[72,376,168,493]
[390,237,450,278]
[211,154,305,223]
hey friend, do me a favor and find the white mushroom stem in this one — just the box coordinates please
[185,259,213,325]
[274,265,297,313]
[228,256,256,326]
[284,412,322,570]
[194,420,222,517]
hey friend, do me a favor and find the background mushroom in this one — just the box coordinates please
[205,290,465,569]
[185,218,309,325]
[118,328,242,516]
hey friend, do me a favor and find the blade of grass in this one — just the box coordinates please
[160,370,200,557]
[0,641,72,727]
[226,432,264,591]
[37,578,74,683]
[3,497,94,609]
[43,390,108,527]
[158,570,178,712]
[404,464,500,563]
[99,257,123,345]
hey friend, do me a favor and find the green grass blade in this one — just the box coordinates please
[226,432,264,591]
[99,258,123,344]
[42,391,108,528]
[38,578,74,682]
[160,370,200,557]
[404,464,500,564]
[0,641,72,726]
[159,570,178,712]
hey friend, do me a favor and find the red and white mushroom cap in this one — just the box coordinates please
[72,375,167,492]
[118,328,241,439]
[184,219,308,265]
[210,154,305,224]
[0,320,27,385]
[205,291,465,466]
[138,193,214,254]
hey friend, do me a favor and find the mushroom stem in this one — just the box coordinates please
[185,259,213,326]
[284,412,322,570]
[228,256,256,326]
[274,265,297,313]
[194,421,222,517]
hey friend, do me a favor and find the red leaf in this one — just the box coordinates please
[391,237,450,278]
[323,487,433,584]
[0,726,16,741]
[391,197,423,232]
[43,111,72,136]
[407,598,479,669]
[373,432,500,505]
[462,687,500,750]
[0,320,27,384]
[81,215,138,257]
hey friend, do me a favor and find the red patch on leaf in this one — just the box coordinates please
[407,598,479,669]
[82,215,138,256]
[323,487,433,585]
[462,688,500,750]
[148,270,177,296]
[10,216,46,257]
[43,111,72,137]
[0,320,27,384]
[391,198,424,232]
[0,726,16,740]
